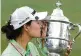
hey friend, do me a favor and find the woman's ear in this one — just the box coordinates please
[23,24,29,31]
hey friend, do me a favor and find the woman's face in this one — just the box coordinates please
[41,20,48,38]
[27,20,47,38]
[27,20,42,38]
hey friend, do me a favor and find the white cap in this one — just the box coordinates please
[10,6,48,30]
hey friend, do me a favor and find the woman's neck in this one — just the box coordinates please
[16,33,32,50]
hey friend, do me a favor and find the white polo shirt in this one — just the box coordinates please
[1,39,40,56]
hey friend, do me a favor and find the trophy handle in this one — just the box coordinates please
[72,24,81,42]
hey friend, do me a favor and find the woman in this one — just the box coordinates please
[1,6,48,56]
[1,6,72,56]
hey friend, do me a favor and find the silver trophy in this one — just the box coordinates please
[45,1,81,56]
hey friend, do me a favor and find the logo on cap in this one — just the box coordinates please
[19,17,30,24]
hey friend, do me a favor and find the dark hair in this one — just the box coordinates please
[1,20,32,40]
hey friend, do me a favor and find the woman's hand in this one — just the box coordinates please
[65,41,72,56]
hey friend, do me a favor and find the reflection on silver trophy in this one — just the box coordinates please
[45,1,81,56]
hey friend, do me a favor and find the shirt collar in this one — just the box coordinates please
[10,39,27,56]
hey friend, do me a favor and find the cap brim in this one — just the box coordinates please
[34,11,48,20]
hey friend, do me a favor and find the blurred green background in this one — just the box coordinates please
[1,0,81,56]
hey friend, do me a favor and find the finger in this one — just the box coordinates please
[66,46,72,54]
[65,53,69,56]
[68,40,72,46]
